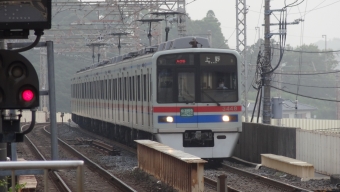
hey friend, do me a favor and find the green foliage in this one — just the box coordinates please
[246,39,339,119]
[0,177,26,192]
[168,10,228,48]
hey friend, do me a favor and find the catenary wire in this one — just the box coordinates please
[270,79,340,88]
[274,70,340,75]
[271,85,340,102]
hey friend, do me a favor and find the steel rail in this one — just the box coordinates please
[221,163,313,192]
[43,127,137,192]
[24,125,72,192]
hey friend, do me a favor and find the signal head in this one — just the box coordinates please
[0,50,39,109]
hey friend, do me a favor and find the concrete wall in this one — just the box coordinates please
[243,117,340,130]
[20,111,72,123]
[233,122,297,163]
[297,129,340,175]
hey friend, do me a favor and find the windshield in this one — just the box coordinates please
[157,52,238,103]
[200,71,238,102]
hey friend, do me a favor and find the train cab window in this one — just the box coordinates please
[157,68,173,103]
[178,72,195,103]
[200,71,238,102]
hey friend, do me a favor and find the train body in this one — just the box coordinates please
[71,37,242,159]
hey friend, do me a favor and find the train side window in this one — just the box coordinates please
[149,74,151,101]
[86,83,88,99]
[105,80,107,100]
[143,74,147,101]
[102,80,104,100]
[124,77,127,100]
[119,78,122,100]
[109,79,111,100]
[91,82,93,99]
[129,77,132,101]
[114,79,117,100]
[132,76,135,101]
[137,75,141,101]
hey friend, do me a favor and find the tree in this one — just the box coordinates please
[246,40,339,119]
[169,10,229,49]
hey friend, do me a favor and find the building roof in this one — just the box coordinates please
[244,98,318,112]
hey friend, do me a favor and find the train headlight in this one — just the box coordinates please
[166,116,174,123]
[222,115,230,122]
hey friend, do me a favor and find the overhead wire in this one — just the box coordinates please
[274,70,340,75]
[295,2,308,113]
[271,85,340,102]
[270,79,340,89]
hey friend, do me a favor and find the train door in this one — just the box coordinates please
[176,68,198,128]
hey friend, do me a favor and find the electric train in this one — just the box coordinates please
[71,36,242,159]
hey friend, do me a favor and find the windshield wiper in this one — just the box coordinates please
[201,90,220,106]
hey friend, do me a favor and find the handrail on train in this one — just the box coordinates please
[0,160,84,192]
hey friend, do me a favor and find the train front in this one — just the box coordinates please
[153,49,242,159]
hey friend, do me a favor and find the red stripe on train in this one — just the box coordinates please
[153,106,242,113]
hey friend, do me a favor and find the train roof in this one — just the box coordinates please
[76,36,211,73]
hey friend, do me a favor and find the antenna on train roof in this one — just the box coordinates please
[189,37,202,48]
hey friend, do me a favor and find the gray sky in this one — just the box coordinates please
[186,0,340,49]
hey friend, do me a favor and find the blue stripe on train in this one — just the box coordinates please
[158,114,238,123]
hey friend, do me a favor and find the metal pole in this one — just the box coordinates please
[263,0,271,124]
[47,41,58,160]
[0,40,7,192]
[244,0,248,122]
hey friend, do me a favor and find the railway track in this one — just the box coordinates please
[23,124,137,192]
[69,125,320,192]
[23,124,70,192]
[205,162,314,192]
[43,126,137,192]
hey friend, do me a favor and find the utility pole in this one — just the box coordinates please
[262,0,271,124]
[0,39,7,192]
[322,35,327,50]
[337,73,340,119]
[236,0,248,122]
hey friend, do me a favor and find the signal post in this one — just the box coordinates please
[0,0,52,190]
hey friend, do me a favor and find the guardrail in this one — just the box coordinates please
[0,160,84,192]
[135,140,207,192]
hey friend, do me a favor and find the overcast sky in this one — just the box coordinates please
[186,0,340,49]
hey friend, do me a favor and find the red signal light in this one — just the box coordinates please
[22,89,34,102]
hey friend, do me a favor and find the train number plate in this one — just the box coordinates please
[180,108,194,117]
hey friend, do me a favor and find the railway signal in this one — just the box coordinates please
[0,50,39,109]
